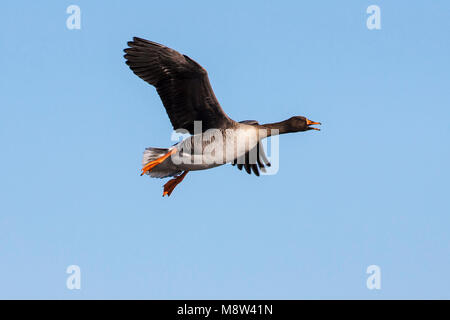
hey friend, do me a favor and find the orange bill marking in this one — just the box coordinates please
[306,119,321,125]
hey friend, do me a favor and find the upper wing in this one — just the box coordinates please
[231,120,271,176]
[124,37,233,134]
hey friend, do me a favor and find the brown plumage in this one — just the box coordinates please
[124,37,321,196]
[124,37,232,134]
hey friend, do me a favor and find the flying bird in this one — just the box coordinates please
[124,37,321,197]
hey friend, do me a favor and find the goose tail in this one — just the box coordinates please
[142,147,181,178]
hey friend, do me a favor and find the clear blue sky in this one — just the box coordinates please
[1,0,449,299]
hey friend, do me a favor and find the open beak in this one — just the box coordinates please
[306,119,322,131]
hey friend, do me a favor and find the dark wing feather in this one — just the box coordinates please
[124,37,232,134]
[231,120,271,176]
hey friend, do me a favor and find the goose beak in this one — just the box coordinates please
[306,119,321,131]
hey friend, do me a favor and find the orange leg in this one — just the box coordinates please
[163,171,189,197]
[141,148,177,176]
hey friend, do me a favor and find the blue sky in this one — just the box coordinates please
[0,0,449,299]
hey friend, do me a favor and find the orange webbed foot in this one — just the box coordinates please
[163,171,189,197]
[141,148,177,176]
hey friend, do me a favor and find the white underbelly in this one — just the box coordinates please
[172,158,224,171]
[172,127,260,169]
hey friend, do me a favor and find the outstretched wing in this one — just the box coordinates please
[124,37,233,134]
[231,120,271,176]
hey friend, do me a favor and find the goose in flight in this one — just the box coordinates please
[124,37,321,197]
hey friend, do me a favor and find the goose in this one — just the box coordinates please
[124,37,321,197]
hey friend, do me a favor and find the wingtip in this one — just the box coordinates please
[132,36,151,45]
[126,37,145,48]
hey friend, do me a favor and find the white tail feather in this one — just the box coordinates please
[142,147,181,178]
